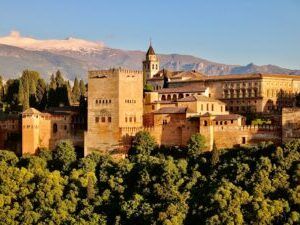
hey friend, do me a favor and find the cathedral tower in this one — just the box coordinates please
[143,43,160,82]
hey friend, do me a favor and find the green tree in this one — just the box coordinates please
[0,76,3,102]
[55,70,64,88]
[187,134,206,158]
[211,142,220,166]
[72,77,80,103]
[79,79,86,96]
[18,79,24,105]
[129,131,157,156]
[53,140,76,172]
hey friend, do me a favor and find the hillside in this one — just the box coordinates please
[0,32,299,80]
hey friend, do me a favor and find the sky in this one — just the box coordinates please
[0,0,299,69]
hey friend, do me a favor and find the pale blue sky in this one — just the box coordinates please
[0,0,299,69]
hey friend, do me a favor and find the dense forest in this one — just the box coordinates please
[0,132,299,224]
[0,70,86,112]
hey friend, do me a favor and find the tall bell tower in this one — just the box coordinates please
[143,42,160,82]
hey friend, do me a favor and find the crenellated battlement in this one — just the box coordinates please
[212,124,281,132]
[120,126,157,136]
[89,68,142,79]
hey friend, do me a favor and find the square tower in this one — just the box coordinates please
[84,68,143,155]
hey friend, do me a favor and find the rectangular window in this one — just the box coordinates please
[95,117,99,123]
[221,106,223,112]
[211,104,214,111]
[134,117,136,122]
[125,117,128,122]
[242,137,246,144]
[129,117,132,122]
[108,117,112,123]
[101,117,105,123]
[207,103,209,111]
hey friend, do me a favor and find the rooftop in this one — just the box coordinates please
[154,107,187,114]
[157,84,206,94]
[177,94,225,104]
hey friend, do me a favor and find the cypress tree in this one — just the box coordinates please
[211,141,220,166]
[72,77,80,103]
[79,79,86,96]
[55,70,64,88]
[0,76,4,102]
[18,80,24,105]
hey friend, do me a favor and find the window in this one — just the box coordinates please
[204,120,208,126]
[242,137,246,144]
[108,117,112,123]
[163,119,167,125]
[152,105,155,110]
[64,125,67,130]
[101,117,105,123]
[231,120,234,124]
[96,100,98,104]
[129,117,132,122]
[201,104,203,111]
[125,117,128,122]
[211,104,214,111]
[134,117,136,122]
[95,117,99,123]
[53,123,58,133]
[221,106,223,112]
[207,103,209,111]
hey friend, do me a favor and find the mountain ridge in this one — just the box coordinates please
[0,32,299,80]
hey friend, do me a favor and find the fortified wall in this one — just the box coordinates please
[282,107,300,143]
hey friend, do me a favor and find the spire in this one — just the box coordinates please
[146,40,156,56]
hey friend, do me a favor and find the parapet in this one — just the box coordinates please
[88,68,142,79]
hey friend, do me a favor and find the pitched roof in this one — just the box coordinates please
[177,94,225,104]
[146,45,156,55]
[154,107,187,114]
[213,114,243,121]
[22,108,41,115]
[157,84,206,94]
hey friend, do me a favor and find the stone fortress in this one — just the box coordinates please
[1,44,300,156]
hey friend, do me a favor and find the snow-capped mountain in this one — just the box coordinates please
[0,31,299,80]
[0,31,104,53]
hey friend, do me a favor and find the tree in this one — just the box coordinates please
[128,131,157,156]
[0,76,3,102]
[79,79,86,96]
[53,140,76,172]
[187,134,206,158]
[18,79,24,105]
[72,77,80,103]
[144,83,153,92]
[211,142,220,166]
[55,70,64,88]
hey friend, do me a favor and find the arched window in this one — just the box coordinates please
[161,95,166,101]
[167,95,172,101]
[53,123,58,133]
[204,120,208,126]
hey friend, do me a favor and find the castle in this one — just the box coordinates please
[1,44,300,156]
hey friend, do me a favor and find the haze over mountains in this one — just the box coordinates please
[0,31,299,80]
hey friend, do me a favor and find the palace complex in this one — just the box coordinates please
[1,44,300,156]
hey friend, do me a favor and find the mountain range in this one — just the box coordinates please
[0,31,299,81]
